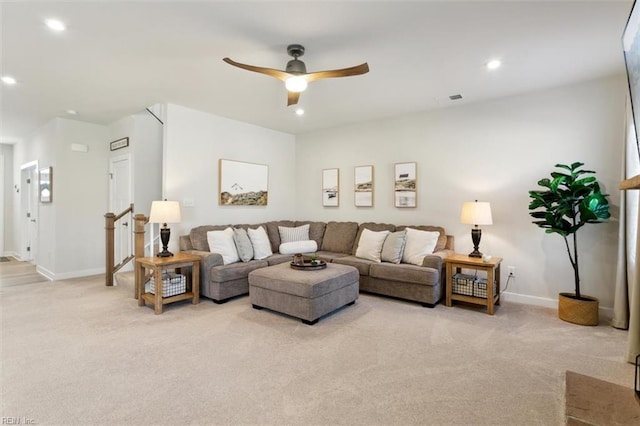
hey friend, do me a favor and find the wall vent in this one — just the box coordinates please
[449,94,463,100]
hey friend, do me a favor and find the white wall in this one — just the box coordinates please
[163,103,296,252]
[108,107,163,217]
[0,143,13,255]
[11,118,110,279]
[295,75,626,310]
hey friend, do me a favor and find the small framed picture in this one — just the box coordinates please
[39,167,52,203]
[394,162,416,208]
[354,165,374,207]
[110,137,129,151]
[322,168,339,207]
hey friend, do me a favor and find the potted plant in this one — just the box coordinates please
[528,162,610,325]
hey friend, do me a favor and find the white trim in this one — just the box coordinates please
[36,265,105,281]
[0,154,4,256]
[501,291,614,319]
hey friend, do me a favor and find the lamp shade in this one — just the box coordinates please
[460,201,493,226]
[148,200,181,224]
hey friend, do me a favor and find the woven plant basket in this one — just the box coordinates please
[558,292,599,326]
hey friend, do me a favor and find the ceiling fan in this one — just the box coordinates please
[223,44,369,106]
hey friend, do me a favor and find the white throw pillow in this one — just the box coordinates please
[248,226,273,260]
[207,227,240,265]
[355,229,390,263]
[402,228,440,266]
[279,240,318,255]
[279,224,310,243]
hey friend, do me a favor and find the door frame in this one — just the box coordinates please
[109,153,133,270]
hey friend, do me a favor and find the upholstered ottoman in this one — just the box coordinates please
[248,262,359,325]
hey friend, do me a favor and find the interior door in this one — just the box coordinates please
[109,155,132,267]
[20,162,38,262]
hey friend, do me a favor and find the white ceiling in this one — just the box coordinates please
[0,1,633,142]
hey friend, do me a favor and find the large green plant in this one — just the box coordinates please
[528,162,610,299]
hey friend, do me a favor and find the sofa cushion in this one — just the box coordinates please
[190,225,229,251]
[402,228,440,266]
[354,228,390,263]
[233,228,254,262]
[332,255,374,276]
[351,222,396,254]
[369,262,439,286]
[266,220,295,253]
[248,226,273,260]
[279,240,318,254]
[321,221,359,254]
[279,224,310,243]
[396,225,447,252]
[210,259,269,282]
[295,221,326,249]
[207,228,240,265]
[381,230,407,264]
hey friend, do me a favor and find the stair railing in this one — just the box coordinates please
[104,204,135,286]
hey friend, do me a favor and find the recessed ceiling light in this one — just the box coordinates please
[295,108,305,116]
[1,76,17,85]
[66,109,78,115]
[46,19,66,32]
[486,59,502,70]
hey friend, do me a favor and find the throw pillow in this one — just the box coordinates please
[233,228,253,263]
[279,240,318,255]
[207,227,240,265]
[402,228,440,266]
[278,224,310,243]
[381,230,407,264]
[355,228,390,263]
[248,226,273,260]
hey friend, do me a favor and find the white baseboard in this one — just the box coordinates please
[501,291,613,319]
[36,266,105,281]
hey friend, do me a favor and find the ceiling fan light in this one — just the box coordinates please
[285,76,308,92]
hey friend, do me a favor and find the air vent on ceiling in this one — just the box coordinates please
[449,94,463,100]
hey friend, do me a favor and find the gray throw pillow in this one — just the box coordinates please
[233,228,254,262]
[381,230,406,264]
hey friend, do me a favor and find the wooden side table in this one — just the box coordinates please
[135,252,200,314]
[445,253,502,315]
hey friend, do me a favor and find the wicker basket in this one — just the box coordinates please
[558,292,599,326]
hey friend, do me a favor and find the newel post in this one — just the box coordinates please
[134,214,148,299]
[104,213,115,286]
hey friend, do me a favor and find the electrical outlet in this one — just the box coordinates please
[508,266,516,277]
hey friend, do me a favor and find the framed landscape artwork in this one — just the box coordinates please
[218,159,268,206]
[394,162,416,208]
[354,165,374,207]
[322,168,339,207]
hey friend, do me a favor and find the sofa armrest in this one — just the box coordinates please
[182,250,224,269]
[422,249,454,269]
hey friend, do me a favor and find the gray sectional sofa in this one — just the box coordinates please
[179,220,454,307]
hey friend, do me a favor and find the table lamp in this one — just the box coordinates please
[460,200,493,258]
[148,200,181,257]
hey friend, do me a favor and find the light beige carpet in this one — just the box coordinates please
[565,370,640,425]
[0,263,634,425]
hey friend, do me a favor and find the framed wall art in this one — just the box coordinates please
[109,137,129,151]
[354,165,374,207]
[394,162,416,208]
[322,168,339,207]
[218,159,268,206]
[39,167,52,203]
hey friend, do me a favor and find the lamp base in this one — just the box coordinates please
[468,250,483,258]
[157,225,174,257]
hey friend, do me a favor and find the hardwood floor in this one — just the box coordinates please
[0,257,49,287]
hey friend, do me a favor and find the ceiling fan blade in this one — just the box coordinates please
[306,63,369,83]
[223,57,292,82]
[287,91,301,106]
